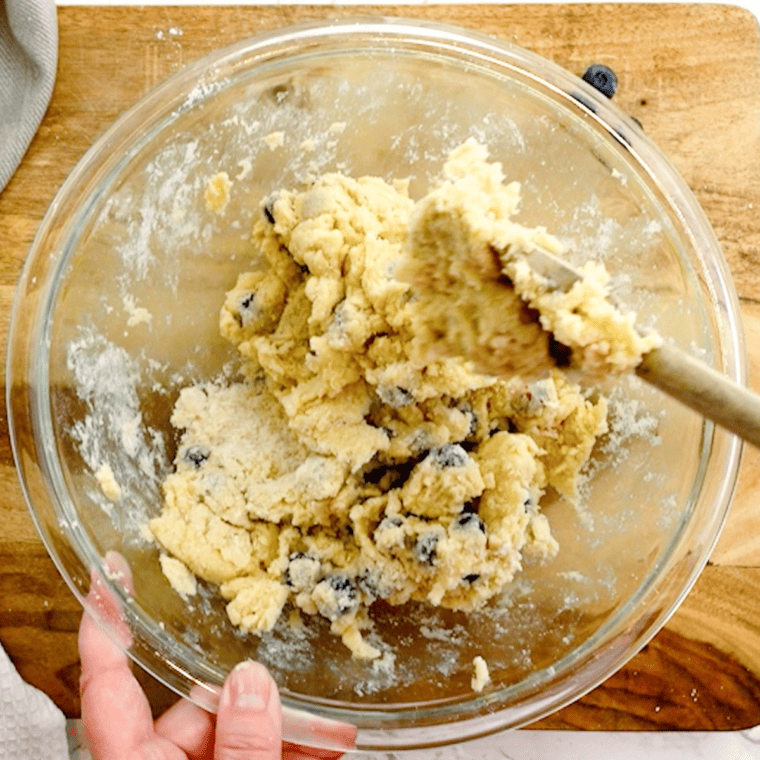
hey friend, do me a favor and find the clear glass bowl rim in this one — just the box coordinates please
[6,14,745,750]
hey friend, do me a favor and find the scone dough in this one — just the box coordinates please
[150,142,614,660]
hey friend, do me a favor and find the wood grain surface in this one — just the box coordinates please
[2,3,760,730]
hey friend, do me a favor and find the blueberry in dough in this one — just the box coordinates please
[361,460,412,490]
[377,385,414,408]
[414,532,440,566]
[357,569,393,600]
[430,443,468,468]
[240,293,255,309]
[461,406,479,438]
[373,514,407,552]
[183,446,210,468]
[357,570,380,599]
[232,292,261,329]
[375,515,404,533]
[453,512,487,534]
[314,574,360,620]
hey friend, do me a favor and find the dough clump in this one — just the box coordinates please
[401,138,661,378]
[150,142,616,659]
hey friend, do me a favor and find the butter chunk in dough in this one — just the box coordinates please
[152,143,613,659]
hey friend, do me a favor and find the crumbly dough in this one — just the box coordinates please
[205,171,232,215]
[471,655,490,692]
[149,142,614,662]
[95,463,122,502]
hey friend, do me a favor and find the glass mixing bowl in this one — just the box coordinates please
[7,16,744,750]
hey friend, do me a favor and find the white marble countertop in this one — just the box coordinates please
[67,719,760,759]
[53,0,760,757]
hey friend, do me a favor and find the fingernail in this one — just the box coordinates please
[228,660,271,712]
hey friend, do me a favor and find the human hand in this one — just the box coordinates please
[78,553,353,759]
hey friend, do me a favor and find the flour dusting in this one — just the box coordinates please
[66,328,168,530]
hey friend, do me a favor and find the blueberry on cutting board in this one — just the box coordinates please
[582,64,618,99]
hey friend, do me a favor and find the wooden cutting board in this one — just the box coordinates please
[2,2,760,730]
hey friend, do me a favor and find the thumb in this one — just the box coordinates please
[215,661,283,760]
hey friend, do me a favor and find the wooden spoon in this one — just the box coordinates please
[525,246,760,449]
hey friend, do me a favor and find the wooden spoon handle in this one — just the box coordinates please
[522,247,756,446]
[636,343,759,448]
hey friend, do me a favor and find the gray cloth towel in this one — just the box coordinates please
[0,0,57,192]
